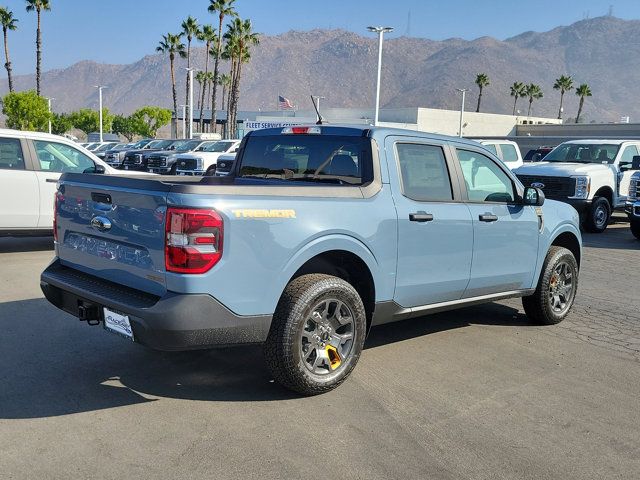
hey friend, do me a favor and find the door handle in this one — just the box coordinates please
[479,213,498,222]
[409,212,434,222]
[45,178,58,183]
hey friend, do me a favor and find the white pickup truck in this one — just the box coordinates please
[0,129,148,236]
[515,139,640,232]
[174,139,241,176]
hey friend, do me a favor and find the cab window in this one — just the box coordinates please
[620,145,639,163]
[34,140,96,173]
[0,137,25,170]
[457,149,515,203]
[396,143,453,201]
[500,143,519,163]
[483,144,498,155]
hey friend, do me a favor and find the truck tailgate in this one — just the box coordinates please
[55,174,170,296]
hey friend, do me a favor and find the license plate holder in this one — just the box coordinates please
[103,307,134,341]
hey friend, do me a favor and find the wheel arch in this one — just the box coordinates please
[550,230,582,267]
[593,185,614,205]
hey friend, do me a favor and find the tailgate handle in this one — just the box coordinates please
[91,192,112,204]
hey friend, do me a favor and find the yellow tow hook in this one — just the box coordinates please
[325,345,342,370]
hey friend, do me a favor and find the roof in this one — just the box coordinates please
[0,128,77,142]
[561,139,636,145]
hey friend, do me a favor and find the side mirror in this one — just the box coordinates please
[632,155,640,170]
[84,164,106,174]
[523,186,545,206]
[620,161,632,172]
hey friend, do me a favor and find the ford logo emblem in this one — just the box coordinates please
[90,216,112,232]
[180,162,186,166]
[219,163,226,168]
[531,182,545,189]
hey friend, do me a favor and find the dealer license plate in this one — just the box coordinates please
[103,308,134,340]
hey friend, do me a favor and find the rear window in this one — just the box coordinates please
[238,135,373,185]
[500,143,519,162]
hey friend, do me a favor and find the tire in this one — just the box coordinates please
[169,164,177,175]
[522,246,578,325]
[631,216,640,240]
[583,196,610,233]
[204,166,216,176]
[264,274,366,396]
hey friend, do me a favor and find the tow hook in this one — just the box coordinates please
[77,302,100,326]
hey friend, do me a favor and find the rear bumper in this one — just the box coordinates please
[40,259,271,351]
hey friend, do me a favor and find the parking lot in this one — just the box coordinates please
[1,218,639,480]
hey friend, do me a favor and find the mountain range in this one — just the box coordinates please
[1,15,638,122]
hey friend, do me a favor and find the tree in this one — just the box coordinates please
[475,73,489,113]
[553,75,574,120]
[0,7,18,92]
[196,24,217,129]
[51,112,73,135]
[68,108,113,134]
[208,0,237,131]
[156,33,186,137]
[525,83,543,116]
[25,0,50,96]
[181,16,199,114]
[112,114,137,141]
[224,17,259,138]
[218,72,231,110]
[131,106,172,138]
[575,83,592,123]
[509,81,525,115]
[2,90,50,131]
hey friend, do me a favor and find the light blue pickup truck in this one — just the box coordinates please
[41,126,582,395]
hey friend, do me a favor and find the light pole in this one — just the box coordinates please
[456,88,468,137]
[45,97,54,134]
[94,85,107,142]
[367,26,393,126]
[185,68,195,139]
[180,104,186,138]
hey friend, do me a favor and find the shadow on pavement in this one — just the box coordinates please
[0,236,54,253]
[0,297,528,418]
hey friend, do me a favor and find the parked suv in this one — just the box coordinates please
[515,140,640,232]
[175,139,241,176]
[42,125,581,395]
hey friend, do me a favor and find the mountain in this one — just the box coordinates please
[2,16,638,122]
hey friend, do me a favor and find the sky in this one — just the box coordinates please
[2,0,640,75]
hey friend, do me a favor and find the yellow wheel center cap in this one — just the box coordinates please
[325,345,342,370]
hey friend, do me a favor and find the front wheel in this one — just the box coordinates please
[264,274,366,396]
[631,216,640,240]
[522,246,578,325]
[583,196,610,233]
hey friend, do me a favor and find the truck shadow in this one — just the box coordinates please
[0,298,527,418]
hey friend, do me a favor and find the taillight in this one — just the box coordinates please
[281,126,321,135]
[165,207,223,274]
[53,191,63,242]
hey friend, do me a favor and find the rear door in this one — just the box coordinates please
[386,136,473,307]
[0,136,40,230]
[453,147,540,297]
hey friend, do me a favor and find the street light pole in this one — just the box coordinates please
[94,85,107,142]
[456,88,468,138]
[180,105,186,138]
[367,26,393,126]
[46,97,54,134]
[184,68,195,139]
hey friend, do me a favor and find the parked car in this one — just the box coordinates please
[41,125,581,395]
[524,146,555,162]
[515,139,640,232]
[478,139,523,169]
[625,168,640,239]
[121,139,176,171]
[146,139,214,174]
[174,139,241,176]
[0,129,150,236]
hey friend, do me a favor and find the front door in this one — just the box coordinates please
[454,147,540,297]
[387,138,473,308]
[0,137,40,230]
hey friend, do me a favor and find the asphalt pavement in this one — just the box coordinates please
[1,221,639,479]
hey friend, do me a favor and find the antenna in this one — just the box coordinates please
[405,11,411,37]
[310,95,325,125]
[608,4,613,16]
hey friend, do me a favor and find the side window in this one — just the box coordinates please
[34,140,96,173]
[457,149,515,203]
[0,137,25,170]
[396,143,453,202]
[483,144,498,155]
[620,145,639,163]
[500,143,519,163]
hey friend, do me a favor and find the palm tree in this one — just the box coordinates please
[224,18,259,138]
[196,24,217,129]
[25,0,50,96]
[509,81,525,115]
[156,33,186,137]
[181,16,199,111]
[525,83,543,116]
[195,70,206,110]
[0,7,17,92]
[218,73,231,110]
[575,83,592,123]
[208,0,237,131]
[475,73,489,112]
[553,75,574,120]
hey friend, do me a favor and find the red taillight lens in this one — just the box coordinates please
[53,191,63,242]
[165,207,223,274]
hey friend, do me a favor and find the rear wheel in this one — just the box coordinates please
[584,196,610,233]
[522,246,578,325]
[264,274,366,396]
[631,216,640,240]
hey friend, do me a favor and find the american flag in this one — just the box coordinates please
[278,95,295,110]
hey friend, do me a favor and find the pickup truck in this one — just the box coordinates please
[626,170,640,239]
[146,139,214,174]
[174,139,241,176]
[41,126,582,395]
[515,139,640,233]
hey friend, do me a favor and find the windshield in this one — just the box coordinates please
[544,143,620,164]
[132,139,152,149]
[175,140,202,152]
[96,143,117,152]
[151,139,175,150]
[238,135,372,185]
[204,141,235,153]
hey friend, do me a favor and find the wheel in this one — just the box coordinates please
[204,166,216,176]
[169,164,177,175]
[631,216,640,240]
[583,197,610,233]
[522,246,578,325]
[264,274,366,395]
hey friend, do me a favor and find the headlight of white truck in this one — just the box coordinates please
[571,176,590,199]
